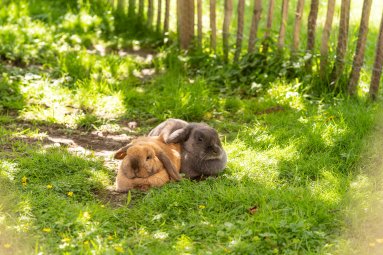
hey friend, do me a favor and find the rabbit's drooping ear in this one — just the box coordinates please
[166,125,194,143]
[156,152,181,181]
[114,144,133,159]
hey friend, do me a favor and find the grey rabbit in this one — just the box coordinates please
[149,118,227,179]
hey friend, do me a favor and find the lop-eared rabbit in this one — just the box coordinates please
[149,118,227,179]
[114,136,181,191]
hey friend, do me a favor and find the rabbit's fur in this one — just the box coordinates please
[148,118,188,141]
[149,119,227,179]
[114,136,181,192]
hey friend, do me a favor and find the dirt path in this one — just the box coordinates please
[339,107,383,254]
[4,119,139,168]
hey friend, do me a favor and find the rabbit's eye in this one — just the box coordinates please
[198,137,204,142]
[146,155,152,160]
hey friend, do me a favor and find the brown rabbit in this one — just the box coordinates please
[149,119,227,179]
[114,136,181,192]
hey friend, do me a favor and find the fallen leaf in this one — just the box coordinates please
[248,205,258,215]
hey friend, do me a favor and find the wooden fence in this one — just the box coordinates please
[112,0,383,99]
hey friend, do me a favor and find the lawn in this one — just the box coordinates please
[1,0,383,254]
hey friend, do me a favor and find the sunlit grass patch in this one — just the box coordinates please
[0,173,38,255]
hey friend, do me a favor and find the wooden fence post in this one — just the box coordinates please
[330,0,351,87]
[348,0,373,95]
[234,0,245,61]
[147,0,154,27]
[292,0,304,52]
[197,0,203,47]
[164,0,170,33]
[263,0,275,53]
[278,0,289,49]
[118,0,125,12]
[128,0,136,18]
[178,0,195,50]
[157,0,162,31]
[223,0,233,62]
[305,0,319,71]
[369,10,383,100]
[320,0,335,76]
[210,0,217,51]
[248,0,262,53]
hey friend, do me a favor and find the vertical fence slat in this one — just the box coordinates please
[138,0,144,16]
[265,0,275,39]
[147,0,154,27]
[128,0,135,18]
[369,10,383,100]
[248,0,262,53]
[210,0,217,51]
[164,0,170,33]
[197,0,203,47]
[305,0,319,70]
[234,0,245,61]
[320,0,335,76]
[156,0,162,31]
[178,0,195,49]
[118,0,125,12]
[330,0,351,86]
[292,0,304,52]
[109,0,115,8]
[177,0,181,36]
[278,0,289,48]
[348,0,373,95]
[138,0,144,18]
[263,0,275,53]
[223,0,233,62]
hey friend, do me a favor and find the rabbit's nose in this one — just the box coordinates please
[212,145,220,154]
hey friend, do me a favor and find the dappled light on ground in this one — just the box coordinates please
[335,109,383,254]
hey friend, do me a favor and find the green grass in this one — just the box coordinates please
[1,0,383,254]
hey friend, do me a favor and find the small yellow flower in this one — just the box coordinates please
[67,191,74,197]
[114,245,124,253]
[43,228,51,233]
[100,205,105,208]
[47,184,53,189]
[61,237,71,243]
[22,176,27,187]
[107,235,114,240]
[3,243,11,249]
[198,205,206,209]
